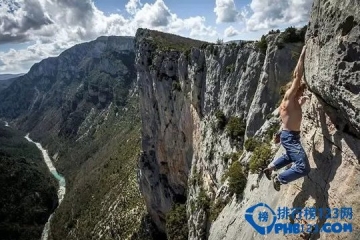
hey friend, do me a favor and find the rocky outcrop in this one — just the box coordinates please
[305,0,360,138]
[136,0,360,239]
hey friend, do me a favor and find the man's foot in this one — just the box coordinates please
[272,174,281,191]
[263,168,272,180]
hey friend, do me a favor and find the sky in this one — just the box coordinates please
[0,0,313,74]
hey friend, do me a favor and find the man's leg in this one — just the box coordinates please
[277,147,310,184]
[270,153,293,169]
[264,153,292,180]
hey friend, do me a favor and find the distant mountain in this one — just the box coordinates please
[224,40,247,44]
[0,74,24,81]
[0,74,24,91]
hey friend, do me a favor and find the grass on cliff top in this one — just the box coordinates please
[148,29,210,52]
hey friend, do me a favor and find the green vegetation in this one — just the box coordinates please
[244,137,261,152]
[190,167,203,186]
[266,113,274,120]
[275,25,307,49]
[249,144,272,173]
[184,49,191,61]
[166,204,189,240]
[228,42,238,50]
[256,35,267,54]
[280,26,307,43]
[196,188,211,210]
[149,29,209,53]
[0,124,58,240]
[226,116,246,141]
[223,151,243,164]
[50,98,146,240]
[276,40,285,50]
[265,122,281,142]
[215,110,227,130]
[209,199,227,221]
[226,64,235,74]
[268,29,281,34]
[216,38,224,44]
[224,161,247,197]
[208,44,219,56]
[172,81,182,91]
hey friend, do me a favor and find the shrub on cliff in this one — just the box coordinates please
[249,144,272,173]
[222,151,243,164]
[281,25,307,43]
[244,137,261,152]
[197,188,211,210]
[255,35,267,54]
[209,199,227,221]
[172,81,182,91]
[216,38,224,44]
[166,204,189,240]
[265,122,280,143]
[215,110,227,130]
[226,64,235,74]
[226,116,246,141]
[225,161,247,196]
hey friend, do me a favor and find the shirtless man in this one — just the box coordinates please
[263,45,311,191]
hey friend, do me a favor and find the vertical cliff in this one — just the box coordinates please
[135,29,303,235]
[135,0,360,239]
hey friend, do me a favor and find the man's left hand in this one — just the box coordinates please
[299,96,309,105]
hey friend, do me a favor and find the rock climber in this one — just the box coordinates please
[263,45,311,191]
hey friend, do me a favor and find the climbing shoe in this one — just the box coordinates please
[263,168,272,180]
[272,174,281,191]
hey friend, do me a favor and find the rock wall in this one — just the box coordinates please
[135,29,302,233]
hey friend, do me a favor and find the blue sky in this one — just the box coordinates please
[0,0,313,74]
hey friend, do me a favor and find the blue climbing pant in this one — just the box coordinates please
[270,130,310,184]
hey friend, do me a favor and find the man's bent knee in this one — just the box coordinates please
[297,165,310,176]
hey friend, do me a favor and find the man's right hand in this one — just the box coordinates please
[273,132,281,144]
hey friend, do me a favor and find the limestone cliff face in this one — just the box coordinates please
[136,0,360,239]
[135,29,302,233]
[305,0,360,138]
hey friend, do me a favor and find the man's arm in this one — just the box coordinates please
[284,46,306,100]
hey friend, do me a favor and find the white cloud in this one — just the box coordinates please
[224,26,239,37]
[133,0,171,27]
[0,0,218,73]
[214,0,241,23]
[245,0,312,31]
[125,0,142,14]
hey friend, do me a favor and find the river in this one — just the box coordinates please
[25,134,66,240]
